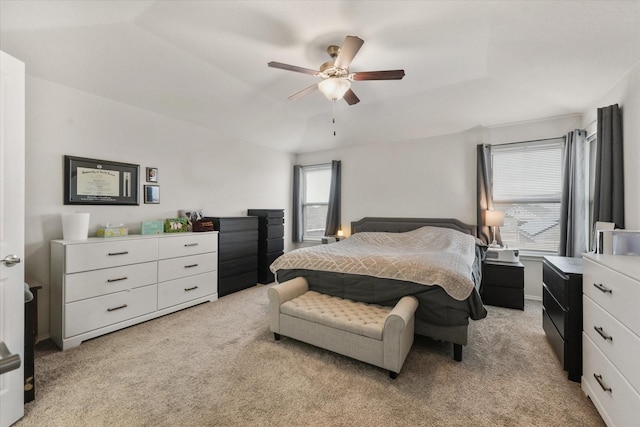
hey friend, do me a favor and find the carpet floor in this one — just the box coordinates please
[18,284,604,426]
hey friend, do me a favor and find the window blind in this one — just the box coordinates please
[492,139,564,203]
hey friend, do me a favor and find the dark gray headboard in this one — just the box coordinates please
[350,217,477,237]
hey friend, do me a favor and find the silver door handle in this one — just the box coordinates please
[1,254,21,267]
[0,341,21,375]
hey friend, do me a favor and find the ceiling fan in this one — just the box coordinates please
[268,35,405,105]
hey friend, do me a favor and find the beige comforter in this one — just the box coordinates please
[270,226,477,301]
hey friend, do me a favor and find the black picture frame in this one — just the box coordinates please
[144,185,160,204]
[64,155,140,205]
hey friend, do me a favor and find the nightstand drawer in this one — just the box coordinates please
[482,262,524,289]
[482,285,524,310]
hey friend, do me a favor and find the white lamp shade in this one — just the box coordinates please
[485,210,505,227]
[318,78,351,101]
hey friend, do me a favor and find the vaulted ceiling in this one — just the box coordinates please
[1,1,639,153]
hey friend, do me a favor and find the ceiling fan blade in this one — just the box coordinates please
[334,36,364,70]
[268,61,319,76]
[287,83,318,101]
[352,70,406,81]
[343,89,360,106]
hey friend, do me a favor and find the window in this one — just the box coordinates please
[301,164,331,241]
[491,138,565,252]
[587,130,598,250]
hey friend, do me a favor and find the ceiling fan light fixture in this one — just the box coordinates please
[318,78,351,101]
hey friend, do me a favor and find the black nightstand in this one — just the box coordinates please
[481,260,525,310]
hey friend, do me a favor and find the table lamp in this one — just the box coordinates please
[485,209,504,248]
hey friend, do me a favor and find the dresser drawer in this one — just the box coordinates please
[582,333,640,427]
[158,271,217,309]
[263,238,284,253]
[158,233,217,260]
[65,238,158,273]
[65,261,158,303]
[584,295,640,393]
[584,258,640,336]
[65,284,157,337]
[543,261,568,307]
[158,252,217,282]
[543,284,567,338]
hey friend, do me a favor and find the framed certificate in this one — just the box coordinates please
[64,155,140,205]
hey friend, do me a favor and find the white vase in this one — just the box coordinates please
[61,212,90,240]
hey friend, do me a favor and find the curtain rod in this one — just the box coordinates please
[491,136,565,147]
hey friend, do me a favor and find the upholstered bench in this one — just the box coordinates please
[268,276,418,378]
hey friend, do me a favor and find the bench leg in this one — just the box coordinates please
[389,371,398,379]
[453,343,462,361]
[273,333,281,341]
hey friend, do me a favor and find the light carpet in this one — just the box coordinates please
[18,284,604,426]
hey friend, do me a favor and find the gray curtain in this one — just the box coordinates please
[593,104,624,228]
[325,160,341,236]
[292,165,303,242]
[559,129,587,256]
[477,144,499,245]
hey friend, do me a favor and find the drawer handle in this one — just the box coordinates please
[594,326,613,341]
[184,286,199,292]
[108,251,129,256]
[107,277,128,283]
[184,243,198,247]
[184,264,199,268]
[593,374,612,393]
[593,283,612,294]
[107,304,128,312]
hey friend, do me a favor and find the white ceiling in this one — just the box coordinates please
[1,1,639,153]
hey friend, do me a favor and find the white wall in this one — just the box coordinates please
[25,77,294,339]
[582,61,640,230]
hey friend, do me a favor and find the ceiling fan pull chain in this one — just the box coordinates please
[332,101,337,136]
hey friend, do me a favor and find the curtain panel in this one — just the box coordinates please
[593,104,624,229]
[291,165,303,242]
[476,144,500,245]
[325,160,342,236]
[559,129,587,256]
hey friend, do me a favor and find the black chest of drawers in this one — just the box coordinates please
[247,209,284,284]
[542,255,583,382]
[207,216,258,296]
[481,260,525,310]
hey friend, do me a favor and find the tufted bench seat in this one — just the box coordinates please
[268,276,418,378]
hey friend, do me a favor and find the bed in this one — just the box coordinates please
[270,217,488,361]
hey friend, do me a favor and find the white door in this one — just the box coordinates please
[0,50,26,427]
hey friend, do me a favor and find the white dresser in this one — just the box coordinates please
[582,254,640,426]
[51,232,218,350]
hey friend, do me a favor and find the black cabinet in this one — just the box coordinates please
[481,261,525,310]
[248,209,284,284]
[542,255,583,382]
[207,217,258,296]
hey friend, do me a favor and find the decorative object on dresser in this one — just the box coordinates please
[581,254,640,427]
[50,232,218,350]
[207,216,259,296]
[541,255,583,382]
[247,209,284,284]
[481,260,524,310]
